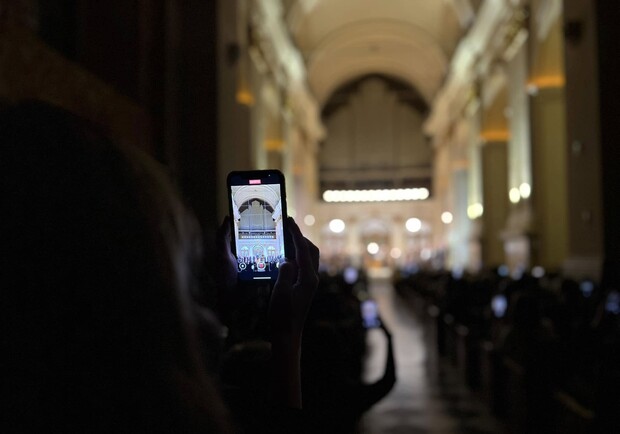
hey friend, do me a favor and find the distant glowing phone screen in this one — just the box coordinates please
[229,181,286,281]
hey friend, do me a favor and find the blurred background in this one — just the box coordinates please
[2,0,619,432]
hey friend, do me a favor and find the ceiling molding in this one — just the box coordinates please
[251,0,325,142]
[424,0,515,141]
[306,19,448,106]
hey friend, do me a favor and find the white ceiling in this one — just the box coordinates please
[286,0,466,107]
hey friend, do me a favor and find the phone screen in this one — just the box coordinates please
[491,294,508,318]
[228,170,288,282]
[361,299,381,329]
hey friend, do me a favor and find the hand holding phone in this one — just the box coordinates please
[227,170,292,283]
[214,216,241,289]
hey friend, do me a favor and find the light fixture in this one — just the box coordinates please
[441,211,453,224]
[519,183,531,199]
[405,218,422,233]
[467,203,484,219]
[509,188,521,204]
[328,219,345,233]
[303,214,316,226]
[390,248,402,259]
[322,188,430,203]
[367,242,380,255]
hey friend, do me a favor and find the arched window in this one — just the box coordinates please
[238,200,276,239]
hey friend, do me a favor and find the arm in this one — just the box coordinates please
[269,217,319,408]
[354,321,397,413]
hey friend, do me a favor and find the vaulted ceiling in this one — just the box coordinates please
[284,0,471,107]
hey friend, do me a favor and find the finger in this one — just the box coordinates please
[274,260,298,290]
[288,217,317,285]
[214,216,239,288]
[303,236,320,273]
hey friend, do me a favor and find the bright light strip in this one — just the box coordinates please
[322,188,430,203]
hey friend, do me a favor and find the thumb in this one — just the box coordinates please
[269,261,298,331]
[216,216,231,251]
[274,261,298,289]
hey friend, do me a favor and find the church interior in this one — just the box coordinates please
[2,0,620,432]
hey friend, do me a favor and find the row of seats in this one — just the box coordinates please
[394,268,620,433]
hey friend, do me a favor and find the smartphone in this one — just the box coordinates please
[227,170,291,283]
[361,299,382,329]
[491,294,508,318]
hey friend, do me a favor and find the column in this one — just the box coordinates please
[529,15,569,270]
[466,104,483,272]
[562,0,604,279]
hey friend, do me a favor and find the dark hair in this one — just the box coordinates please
[0,101,231,432]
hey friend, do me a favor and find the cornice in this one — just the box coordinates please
[250,0,325,142]
[424,0,528,142]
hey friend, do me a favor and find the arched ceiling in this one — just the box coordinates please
[286,0,467,107]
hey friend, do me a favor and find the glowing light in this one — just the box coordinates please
[492,295,508,318]
[303,214,316,226]
[580,280,594,298]
[452,267,464,279]
[264,139,283,151]
[405,218,422,233]
[509,188,521,204]
[328,219,345,233]
[467,203,484,219]
[532,266,545,278]
[519,183,531,199]
[322,188,430,203]
[236,90,255,106]
[480,130,510,142]
[606,291,620,315]
[367,242,380,255]
[343,266,358,284]
[390,248,402,259]
[498,265,510,277]
[527,75,565,90]
[441,211,453,224]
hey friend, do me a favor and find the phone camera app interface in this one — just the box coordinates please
[230,182,285,281]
